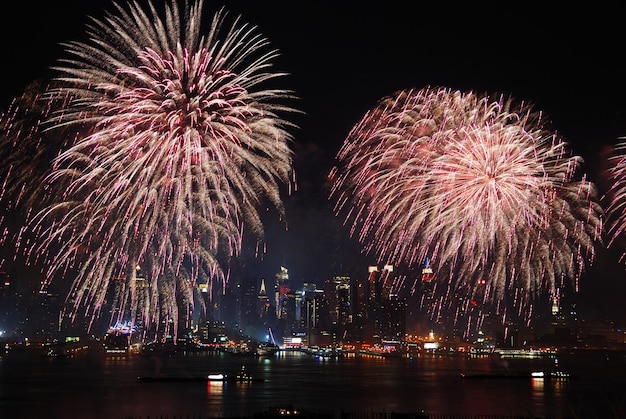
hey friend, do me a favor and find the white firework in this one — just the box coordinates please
[330,87,602,312]
[16,0,297,337]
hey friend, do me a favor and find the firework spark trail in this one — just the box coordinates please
[330,87,602,316]
[0,83,67,216]
[5,0,297,336]
[604,139,626,263]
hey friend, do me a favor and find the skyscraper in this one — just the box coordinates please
[301,288,330,347]
[257,277,271,319]
[421,258,434,283]
[274,266,289,319]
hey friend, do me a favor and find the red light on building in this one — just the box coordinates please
[421,258,434,282]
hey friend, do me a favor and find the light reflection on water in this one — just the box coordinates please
[0,348,625,418]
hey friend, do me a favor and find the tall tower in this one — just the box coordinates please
[332,276,352,327]
[301,288,330,347]
[420,258,435,313]
[275,266,289,319]
[380,265,394,300]
[257,278,270,317]
[421,258,434,283]
[551,291,560,316]
[367,266,379,307]
[133,265,149,329]
[0,271,14,335]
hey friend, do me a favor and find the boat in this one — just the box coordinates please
[231,365,257,382]
[207,373,228,381]
[531,370,572,379]
[138,374,263,383]
[256,341,280,356]
[461,370,572,380]
[139,366,263,383]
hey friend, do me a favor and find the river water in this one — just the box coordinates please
[1,347,625,418]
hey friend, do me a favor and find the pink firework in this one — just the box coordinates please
[7,0,297,337]
[329,87,602,314]
[604,139,626,262]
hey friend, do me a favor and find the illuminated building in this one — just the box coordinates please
[380,265,396,299]
[294,283,318,339]
[104,326,131,354]
[420,259,435,313]
[274,266,289,319]
[300,288,330,346]
[279,288,297,338]
[350,277,368,344]
[323,275,352,344]
[380,294,407,341]
[421,258,434,282]
[235,276,259,337]
[324,276,352,326]
[257,278,272,324]
[368,266,380,307]
[551,292,560,316]
[0,271,14,335]
[208,321,227,345]
[359,264,403,344]
[132,265,149,331]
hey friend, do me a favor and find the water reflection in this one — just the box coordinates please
[207,380,224,396]
[531,376,547,412]
[0,349,624,418]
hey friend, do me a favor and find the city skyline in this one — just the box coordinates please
[3,262,619,351]
[1,1,626,333]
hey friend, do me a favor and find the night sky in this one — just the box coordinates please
[1,1,626,323]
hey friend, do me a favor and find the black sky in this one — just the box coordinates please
[2,1,626,322]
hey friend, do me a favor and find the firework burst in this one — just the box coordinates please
[329,87,602,317]
[7,0,297,337]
